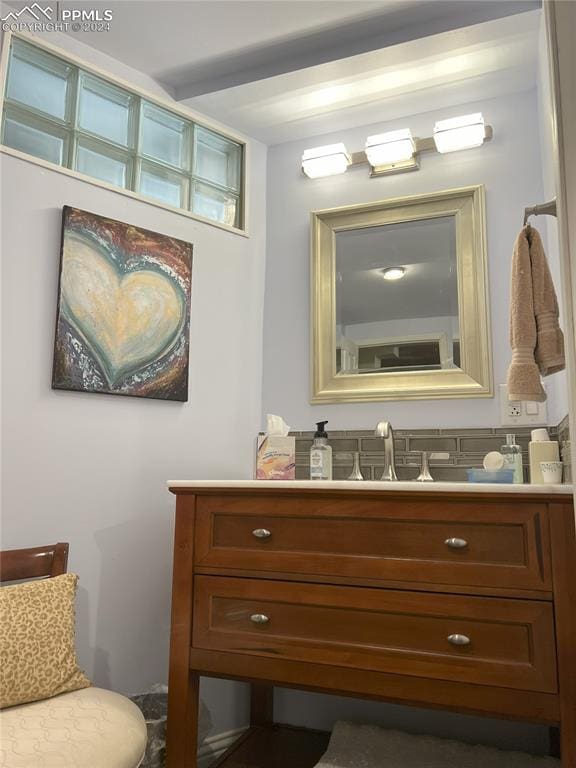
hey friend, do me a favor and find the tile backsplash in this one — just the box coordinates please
[293,423,567,482]
[558,413,570,446]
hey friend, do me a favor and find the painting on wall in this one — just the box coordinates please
[52,207,193,401]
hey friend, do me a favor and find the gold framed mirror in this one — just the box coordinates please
[310,185,492,403]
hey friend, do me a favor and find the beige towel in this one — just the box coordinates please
[507,226,565,402]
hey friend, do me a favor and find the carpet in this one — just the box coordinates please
[314,722,560,768]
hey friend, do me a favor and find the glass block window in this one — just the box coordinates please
[1,38,244,230]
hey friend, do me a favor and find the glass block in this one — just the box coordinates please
[194,127,241,191]
[3,113,65,166]
[7,40,72,121]
[192,181,239,227]
[79,74,133,147]
[141,102,189,169]
[76,139,130,188]
[139,162,187,208]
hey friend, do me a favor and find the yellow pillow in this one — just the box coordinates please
[0,573,91,708]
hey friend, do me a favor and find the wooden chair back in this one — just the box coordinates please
[0,543,69,583]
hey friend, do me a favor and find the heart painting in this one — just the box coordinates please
[52,207,192,401]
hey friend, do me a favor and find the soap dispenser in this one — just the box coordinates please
[310,421,332,480]
[501,433,523,484]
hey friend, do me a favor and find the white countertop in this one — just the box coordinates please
[168,479,573,495]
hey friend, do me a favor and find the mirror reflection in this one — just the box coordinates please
[335,216,460,375]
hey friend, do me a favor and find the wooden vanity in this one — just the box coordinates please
[166,481,576,767]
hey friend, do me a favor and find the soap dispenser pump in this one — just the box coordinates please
[310,421,332,480]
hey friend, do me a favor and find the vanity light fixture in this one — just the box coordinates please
[301,114,492,179]
[301,143,351,178]
[365,129,418,175]
[381,266,406,281]
[433,113,486,154]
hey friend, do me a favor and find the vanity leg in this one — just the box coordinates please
[250,683,274,727]
[549,727,560,758]
[549,505,576,768]
[167,495,198,767]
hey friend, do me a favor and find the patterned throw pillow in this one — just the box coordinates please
[0,573,91,708]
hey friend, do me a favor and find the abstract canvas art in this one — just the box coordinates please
[52,207,193,401]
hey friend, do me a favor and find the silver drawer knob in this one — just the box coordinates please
[252,528,271,539]
[250,613,270,625]
[445,537,468,549]
[448,633,471,646]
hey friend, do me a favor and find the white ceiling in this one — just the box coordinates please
[57,0,393,88]
[2,0,541,146]
[40,0,538,101]
[185,9,540,145]
[336,217,458,325]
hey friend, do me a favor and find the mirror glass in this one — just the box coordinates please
[335,216,460,375]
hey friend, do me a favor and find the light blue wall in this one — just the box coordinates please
[0,29,267,738]
[263,89,567,431]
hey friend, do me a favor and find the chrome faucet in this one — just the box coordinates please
[375,421,398,481]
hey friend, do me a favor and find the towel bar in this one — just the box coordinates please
[523,198,557,226]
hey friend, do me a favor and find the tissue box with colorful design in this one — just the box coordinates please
[256,434,296,480]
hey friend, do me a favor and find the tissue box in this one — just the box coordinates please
[256,434,296,480]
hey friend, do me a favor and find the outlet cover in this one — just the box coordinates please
[499,384,548,426]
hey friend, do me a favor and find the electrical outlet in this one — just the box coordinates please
[499,385,548,426]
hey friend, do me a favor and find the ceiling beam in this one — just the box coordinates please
[166,0,540,101]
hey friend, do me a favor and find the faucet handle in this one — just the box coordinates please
[409,451,450,482]
[347,452,364,481]
[408,451,434,482]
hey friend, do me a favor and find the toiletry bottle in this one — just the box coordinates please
[529,428,560,484]
[310,421,332,480]
[501,433,523,484]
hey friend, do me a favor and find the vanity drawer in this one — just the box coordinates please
[193,576,557,693]
[194,495,551,591]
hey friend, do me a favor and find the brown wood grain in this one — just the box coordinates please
[209,725,329,768]
[549,503,576,767]
[166,487,574,767]
[194,494,552,590]
[166,494,198,768]
[250,684,274,727]
[193,575,557,693]
[0,542,69,582]
[193,565,553,600]
[188,648,560,724]
[169,485,573,504]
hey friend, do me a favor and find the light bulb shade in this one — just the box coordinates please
[301,143,350,178]
[433,113,486,154]
[365,129,415,166]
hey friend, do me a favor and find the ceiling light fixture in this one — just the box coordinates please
[381,266,406,281]
[433,113,486,154]
[301,143,351,178]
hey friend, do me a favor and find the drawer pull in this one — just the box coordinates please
[252,528,272,539]
[447,633,471,646]
[445,537,468,549]
[250,613,270,625]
